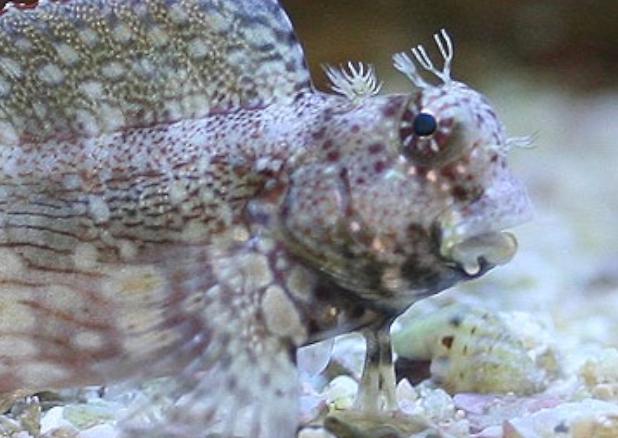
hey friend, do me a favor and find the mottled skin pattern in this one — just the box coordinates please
[0,1,531,437]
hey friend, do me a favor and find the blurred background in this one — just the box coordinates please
[284,0,618,355]
[284,0,617,91]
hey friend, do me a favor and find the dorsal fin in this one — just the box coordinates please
[0,0,312,145]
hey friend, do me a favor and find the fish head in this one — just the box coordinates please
[281,30,532,312]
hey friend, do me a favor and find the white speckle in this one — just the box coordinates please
[181,93,205,116]
[197,156,211,173]
[73,243,99,270]
[79,80,105,100]
[262,285,306,344]
[103,265,166,303]
[0,76,11,97]
[0,56,23,79]
[88,195,111,223]
[14,37,33,52]
[240,253,273,289]
[426,169,438,183]
[100,104,125,131]
[0,293,36,332]
[188,37,209,59]
[18,362,69,387]
[133,57,156,79]
[163,99,183,120]
[169,181,188,205]
[181,220,209,242]
[0,249,24,276]
[248,27,275,47]
[32,102,47,119]
[213,253,273,290]
[0,120,18,144]
[286,267,313,301]
[63,174,83,190]
[0,337,37,357]
[78,27,99,47]
[169,4,190,24]
[371,237,386,253]
[208,10,229,33]
[275,256,288,270]
[132,3,149,17]
[257,237,275,254]
[255,157,271,172]
[147,25,169,47]
[118,240,138,261]
[38,63,65,85]
[456,163,467,174]
[232,226,250,242]
[101,62,126,79]
[54,42,80,66]
[191,94,211,117]
[112,22,133,43]
[226,49,250,71]
[74,109,100,136]
[73,331,105,349]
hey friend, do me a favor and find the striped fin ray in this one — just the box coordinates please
[117,243,302,438]
[0,220,301,436]
[0,0,312,145]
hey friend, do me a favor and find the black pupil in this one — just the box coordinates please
[413,113,437,137]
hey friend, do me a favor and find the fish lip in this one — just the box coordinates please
[441,230,519,277]
[436,173,533,276]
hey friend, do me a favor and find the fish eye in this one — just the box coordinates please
[413,113,437,137]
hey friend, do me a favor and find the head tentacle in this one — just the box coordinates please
[393,28,454,88]
[324,62,383,102]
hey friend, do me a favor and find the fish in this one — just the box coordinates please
[0,0,532,436]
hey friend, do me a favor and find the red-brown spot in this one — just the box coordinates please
[433,131,449,147]
[451,185,468,201]
[373,161,386,173]
[327,151,340,162]
[382,100,400,117]
[7,0,38,11]
[312,127,326,140]
[416,166,428,177]
[439,117,454,128]
[322,140,333,150]
[440,165,457,181]
[368,143,385,154]
[441,336,454,349]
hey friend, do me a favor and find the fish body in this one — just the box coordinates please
[0,1,531,436]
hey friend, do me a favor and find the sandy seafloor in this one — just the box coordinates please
[0,87,617,437]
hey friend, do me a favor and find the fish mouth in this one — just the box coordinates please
[437,171,532,277]
[446,231,518,276]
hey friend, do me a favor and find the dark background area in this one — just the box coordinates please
[283,0,617,93]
